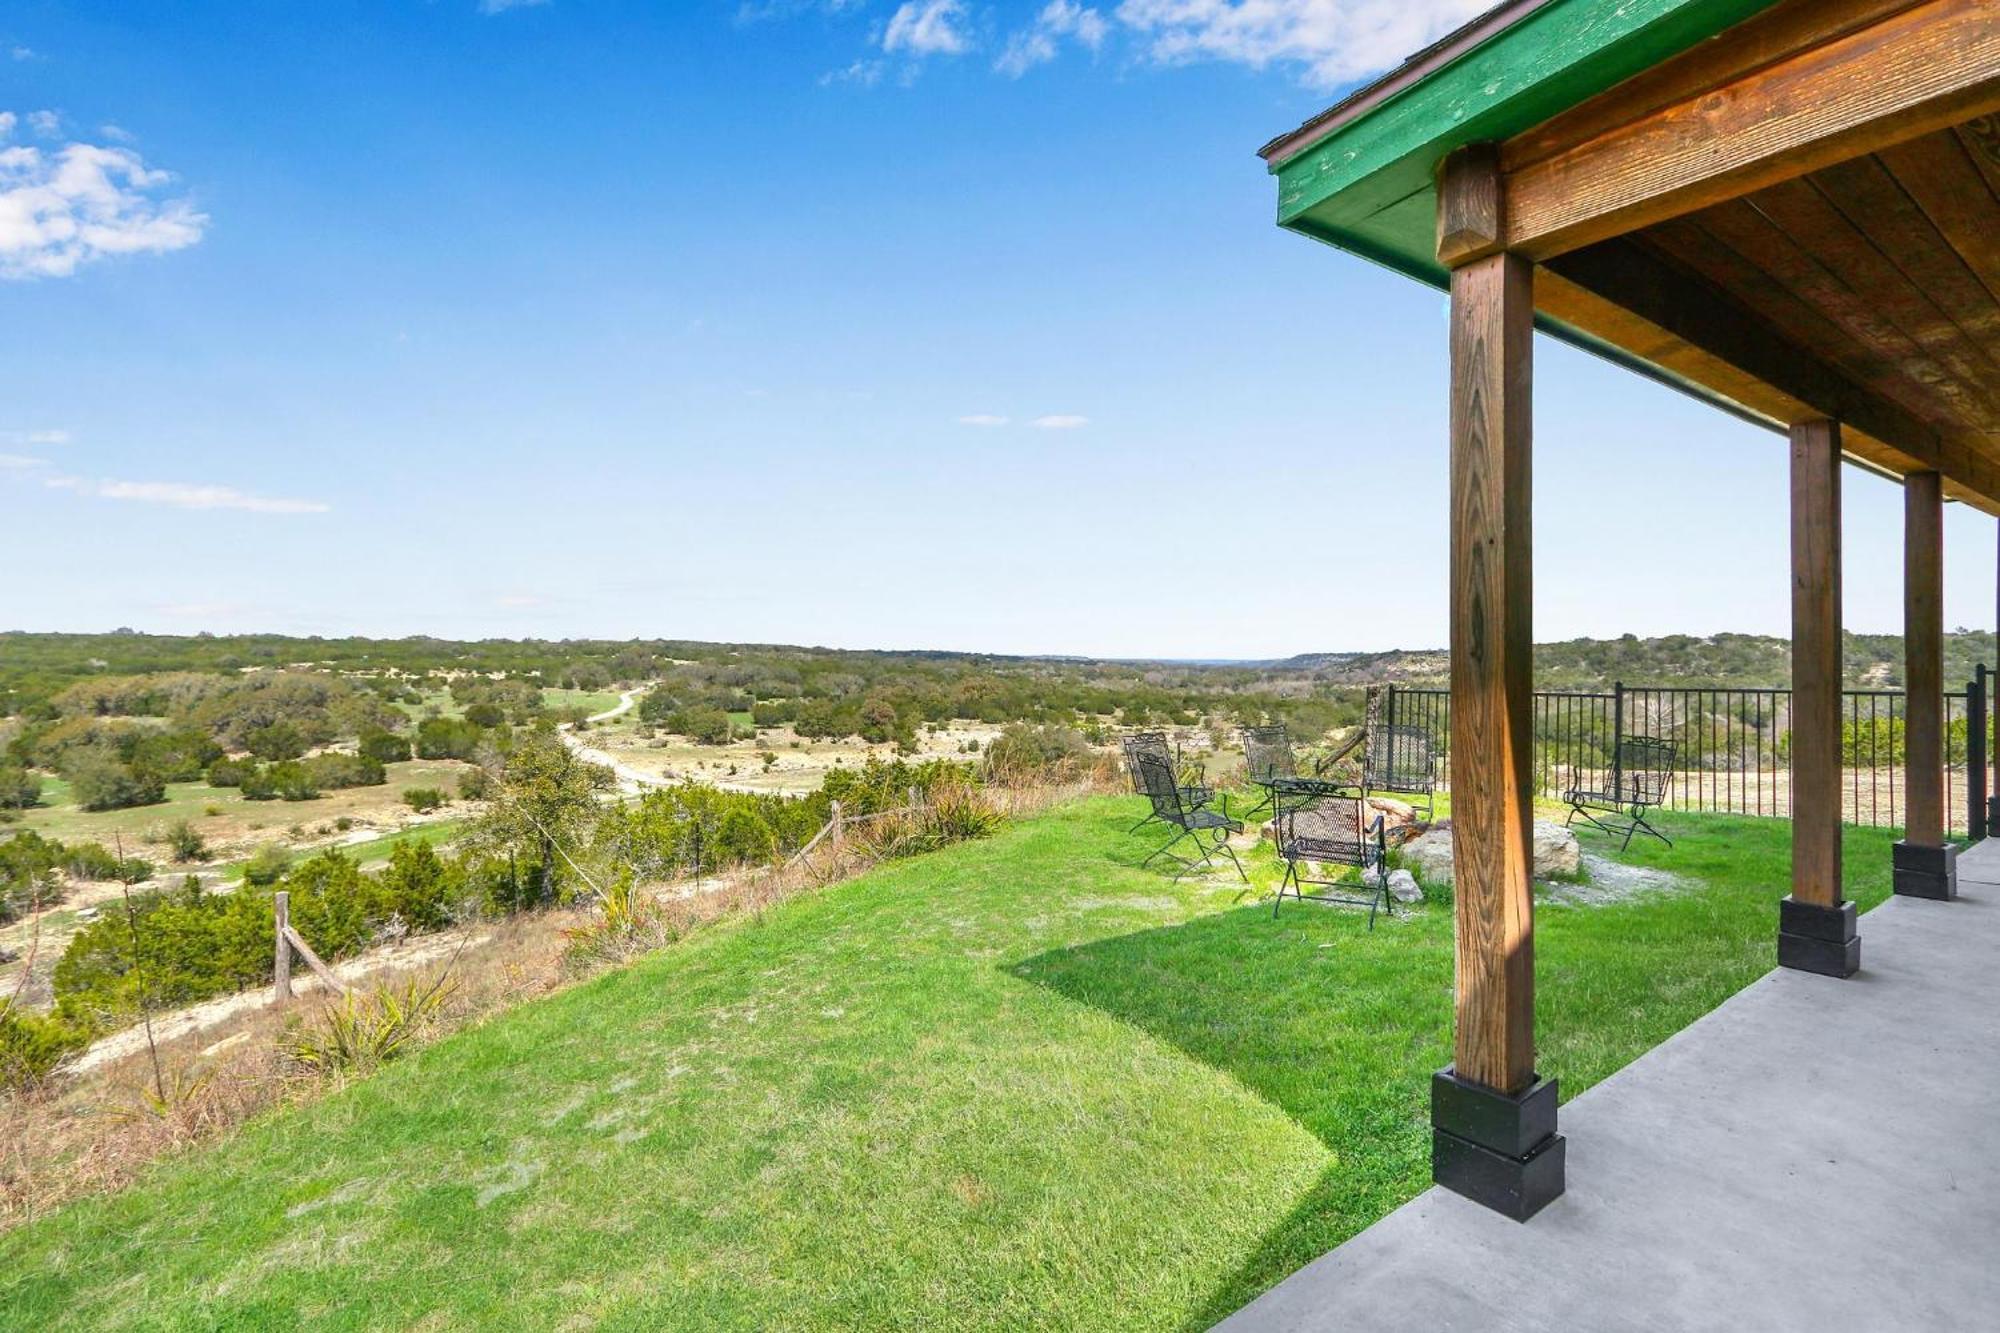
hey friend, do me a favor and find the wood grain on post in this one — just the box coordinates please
[1791,420,1844,906]
[830,799,843,845]
[1446,234,1536,1097]
[272,890,293,1004]
[1905,468,1946,846]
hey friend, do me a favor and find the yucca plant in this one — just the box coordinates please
[281,971,458,1076]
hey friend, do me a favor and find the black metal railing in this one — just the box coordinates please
[1388,678,1995,838]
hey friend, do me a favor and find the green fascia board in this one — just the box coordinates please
[1271,0,1781,238]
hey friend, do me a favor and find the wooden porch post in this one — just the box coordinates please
[1894,470,1959,898]
[1429,145,1564,1222]
[1779,420,1860,975]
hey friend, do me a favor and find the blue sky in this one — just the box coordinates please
[2,0,1994,659]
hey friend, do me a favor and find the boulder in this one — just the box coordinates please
[1386,868,1423,903]
[1401,820,1582,888]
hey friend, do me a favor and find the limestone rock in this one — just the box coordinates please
[1386,868,1423,903]
[1402,820,1582,887]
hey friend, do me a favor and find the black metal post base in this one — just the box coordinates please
[1988,795,2000,842]
[1431,1068,1565,1222]
[1892,840,1958,901]
[1777,896,1859,977]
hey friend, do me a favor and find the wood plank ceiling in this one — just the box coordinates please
[1618,117,2000,497]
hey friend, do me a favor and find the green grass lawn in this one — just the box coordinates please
[0,799,1894,1330]
[543,687,625,718]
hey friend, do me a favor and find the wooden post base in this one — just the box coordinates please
[1777,896,1860,977]
[1431,1068,1566,1221]
[1892,841,1959,900]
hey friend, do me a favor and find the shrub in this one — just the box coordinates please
[669,706,735,746]
[358,728,412,764]
[0,1002,91,1092]
[243,721,307,762]
[63,748,166,812]
[165,820,208,864]
[372,841,461,932]
[242,844,292,887]
[415,717,484,761]
[463,702,505,729]
[265,760,321,802]
[0,765,42,810]
[403,787,447,814]
[205,756,259,788]
[302,752,386,790]
[279,973,458,1076]
[457,767,493,801]
[984,723,1092,782]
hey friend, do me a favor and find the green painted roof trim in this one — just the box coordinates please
[1271,0,1780,237]
[1266,0,1790,436]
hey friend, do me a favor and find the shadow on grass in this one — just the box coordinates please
[1008,899,1454,1328]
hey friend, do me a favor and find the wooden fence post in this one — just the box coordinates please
[829,799,843,845]
[272,890,293,1004]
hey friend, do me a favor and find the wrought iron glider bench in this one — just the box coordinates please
[1564,735,1677,850]
[1271,791,1391,927]
[1135,751,1246,882]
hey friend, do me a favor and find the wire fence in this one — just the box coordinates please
[1388,678,1993,838]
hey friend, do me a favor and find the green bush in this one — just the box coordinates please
[263,760,321,802]
[205,756,259,788]
[984,723,1092,781]
[0,765,42,810]
[415,717,485,761]
[244,721,308,761]
[457,767,493,801]
[0,1002,91,1091]
[358,728,412,764]
[668,706,735,746]
[63,747,166,811]
[242,844,292,887]
[302,752,386,790]
[403,787,447,813]
[165,820,208,864]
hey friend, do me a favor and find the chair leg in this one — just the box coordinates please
[1273,861,1295,917]
[1145,827,1190,868]
[1216,832,1247,884]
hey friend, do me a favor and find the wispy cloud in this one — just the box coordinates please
[1031,414,1089,429]
[26,109,60,138]
[0,123,208,279]
[495,592,545,609]
[2,428,69,445]
[821,58,885,87]
[8,46,34,63]
[478,0,550,13]
[997,2,1108,77]
[1115,0,1491,88]
[957,413,1010,427]
[883,0,970,56]
[45,476,331,514]
[0,452,47,469]
[98,123,136,144]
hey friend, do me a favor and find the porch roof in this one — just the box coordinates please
[1262,0,2000,512]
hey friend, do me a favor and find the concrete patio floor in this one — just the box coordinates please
[1220,839,2000,1333]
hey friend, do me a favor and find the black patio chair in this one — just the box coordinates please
[1365,723,1437,824]
[1270,791,1390,927]
[1122,731,1211,831]
[1135,751,1245,882]
[1564,735,1676,850]
[1241,723,1351,818]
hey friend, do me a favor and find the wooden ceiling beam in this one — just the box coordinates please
[1538,236,2000,509]
[1495,0,2000,262]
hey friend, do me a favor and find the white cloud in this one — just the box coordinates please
[0,131,208,278]
[998,2,1108,76]
[27,109,60,138]
[1031,414,1089,429]
[821,58,885,87]
[8,47,33,63]
[98,123,136,144]
[958,413,1010,426]
[2,428,69,445]
[1114,0,1490,88]
[45,476,331,514]
[883,0,970,56]
[495,592,545,609]
[0,452,47,468]
[478,0,549,12]
[0,113,14,140]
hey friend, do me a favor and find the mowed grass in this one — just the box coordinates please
[0,800,1894,1330]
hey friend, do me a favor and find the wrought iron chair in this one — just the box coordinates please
[1364,723,1437,824]
[1122,731,1211,831]
[1241,723,1351,818]
[1564,735,1676,850]
[1270,792,1391,927]
[1135,751,1245,882]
